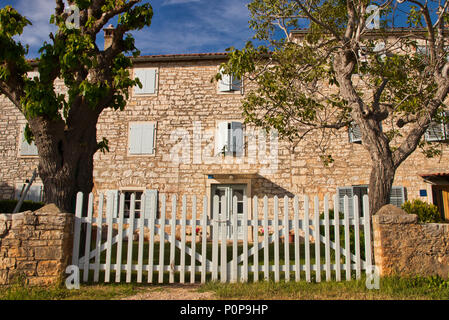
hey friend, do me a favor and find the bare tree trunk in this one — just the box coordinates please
[29,111,99,213]
[368,156,396,217]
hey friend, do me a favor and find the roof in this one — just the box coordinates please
[291,27,440,37]
[419,172,449,178]
[28,52,229,66]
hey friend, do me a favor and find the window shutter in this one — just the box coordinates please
[337,187,354,217]
[28,185,43,202]
[352,185,368,216]
[15,184,43,202]
[425,122,446,142]
[215,122,229,155]
[141,123,155,154]
[27,71,39,80]
[20,133,38,156]
[390,186,406,208]
[230,122,244,156]
[107,190,119,218]
[134,69,156,95]
[231,75,242,92]
[349,123,362,143]
[129,123,143,154]
[374,41,386,60]
[218,69,232,92]
[143,189,158,219]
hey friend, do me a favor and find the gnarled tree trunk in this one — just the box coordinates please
[29,109,99,213]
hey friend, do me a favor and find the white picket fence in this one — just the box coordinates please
[71,192,372,284]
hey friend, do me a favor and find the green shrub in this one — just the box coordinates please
[401,199,442,223]
[0,199,45,213]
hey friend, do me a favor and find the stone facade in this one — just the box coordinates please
[1,53,449,219]
[0,204,73,285]
[373,205,449,278]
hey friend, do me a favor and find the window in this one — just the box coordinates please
[133,68,158,95]
[19,126,38,156]
[218,69,242,93]
[215,121,244,156]
[348,122,362,144]
[108,189,158,219]
[425,112,448,142]
[416,45,429,56]
[128,122,157,155]
[337,185,406,216]
[15,183,44,202]
[123,191,143,218]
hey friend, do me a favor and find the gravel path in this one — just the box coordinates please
[121,284,216,300]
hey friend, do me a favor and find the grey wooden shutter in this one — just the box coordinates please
[107,190,119,218]
[231,75,242,91]
[349,123,362,143]
[129,123,143,154]
[129,123,156,155]
[28,185,43,202]
[230,122,244,156]
[390,186,406,208]
[337,186,354,217]
[20,132,38,156]
[141,123,156,154]
[134,69,157,94]
[352,185,368,216]
[143,189,158,219]
[425,122,446,142]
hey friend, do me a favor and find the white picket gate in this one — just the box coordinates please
[71,192,372,284]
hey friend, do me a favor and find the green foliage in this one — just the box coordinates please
[401,199,443,223]
[1,2,153,122]
[0,199,44,213]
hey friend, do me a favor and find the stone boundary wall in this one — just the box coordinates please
[373,205,449,279]
[0,204,73,285]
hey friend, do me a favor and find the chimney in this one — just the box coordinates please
[103,24,115,50]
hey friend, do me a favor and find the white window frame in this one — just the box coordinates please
[119,189,144,219]
[127,121,157,156]
[18,124,39,157]
[217,68,243,94]
[215,120,245,157]
[133,67,159,96]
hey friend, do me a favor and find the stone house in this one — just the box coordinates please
[1,29,448,240]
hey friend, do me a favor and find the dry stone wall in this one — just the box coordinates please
[373,205,449,278]
[0,204,73,285]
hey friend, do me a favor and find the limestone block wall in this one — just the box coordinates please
[0,204,73,285]
[1,55,449,214]
[373,205,449,278]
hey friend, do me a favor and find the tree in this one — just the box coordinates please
[0,1,153,212]
[220,0,449,215]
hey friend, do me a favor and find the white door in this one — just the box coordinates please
[211,184,246,239]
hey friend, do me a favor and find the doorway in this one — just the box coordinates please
[211,184,246,239]
[432,186,449,221]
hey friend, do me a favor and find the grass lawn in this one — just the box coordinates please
[1,240,448,300]
[1,274,449,300]
[199,275,449,300]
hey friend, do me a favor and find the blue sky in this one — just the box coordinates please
[0,0,254,58]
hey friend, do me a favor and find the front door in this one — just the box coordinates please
[211,184,246,239]
[433,186,449,221]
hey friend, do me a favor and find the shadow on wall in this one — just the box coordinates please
[252,174,295,199]
[0,182,15,200]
